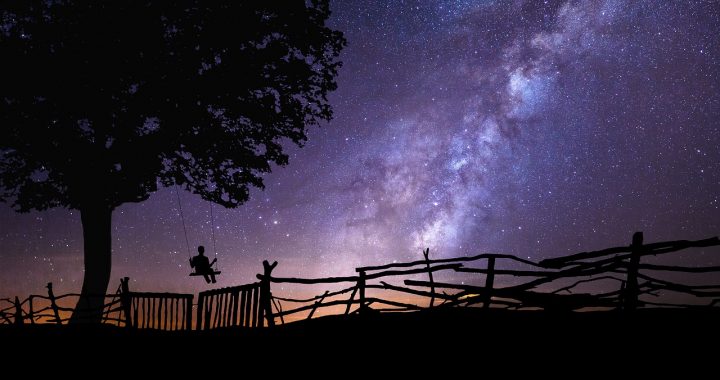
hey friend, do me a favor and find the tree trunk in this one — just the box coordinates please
[70,203,112,324]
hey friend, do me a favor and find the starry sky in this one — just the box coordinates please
[1,0,719,298]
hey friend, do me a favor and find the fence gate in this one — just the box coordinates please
[196,282,264,330]
[125,291,194,330]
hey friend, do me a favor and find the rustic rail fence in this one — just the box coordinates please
[260,232,720,323]
[2,232,719,330]
[0,282,127,326]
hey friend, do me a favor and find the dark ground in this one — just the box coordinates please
[2,308,717,370]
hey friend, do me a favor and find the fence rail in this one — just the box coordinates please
[2,232,719,330]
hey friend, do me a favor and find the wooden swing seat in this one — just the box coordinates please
[189,271,221,276]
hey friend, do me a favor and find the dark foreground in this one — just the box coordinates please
[3,308,718,365]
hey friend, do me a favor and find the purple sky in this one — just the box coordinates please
[1,0,718,298]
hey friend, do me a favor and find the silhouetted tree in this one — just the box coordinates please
[0,1,345,323]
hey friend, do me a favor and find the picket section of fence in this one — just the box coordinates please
[195,282,263,330]
[125,290,193,330]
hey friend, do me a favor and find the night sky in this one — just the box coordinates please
[1,0,719,298]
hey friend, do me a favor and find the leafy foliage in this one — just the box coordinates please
[0,1,345,211]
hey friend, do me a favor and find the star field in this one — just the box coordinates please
[1,0,719,297]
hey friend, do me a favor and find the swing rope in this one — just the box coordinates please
[210,202,219,271]
[174,186,192,260]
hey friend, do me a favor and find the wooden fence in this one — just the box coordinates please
[195,282,263,330]
[0,277,194,329]
[0,282,127,326]
[2,232,719,330]
[122,278,194,330]
[260,232,720,323]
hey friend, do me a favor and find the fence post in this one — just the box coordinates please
[196,293,205,331]
[14,296,23,326]
[483,257,496,310]
[423,248,435,308]
[344,286,359,315]
[358,271,367,314]
[308,291,330,320]
[119,277,133,328]
[230,290,239,327]
[185,295,193,331]
[623,232,643,312]
[203,295,212,330]
[28,296,35,325]
[46,283,62,324]
[260,260,278,327]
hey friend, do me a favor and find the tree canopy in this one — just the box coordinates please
[0,0,346,212]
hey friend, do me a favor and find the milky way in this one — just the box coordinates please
[1,0,719,296]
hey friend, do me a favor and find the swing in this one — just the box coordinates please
[175,187,222,278]
[189,268,221,277]
[188,247,221,277]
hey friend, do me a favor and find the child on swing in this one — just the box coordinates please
[190,245,217,283]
